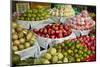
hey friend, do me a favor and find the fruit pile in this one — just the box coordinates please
[12,4,96,66]
[39,39,95,64]
[51,5,75,17]
[82,54,96,62]
[17,39,95,65]
[12,38,96,65]
[12,22,36,51]
[17,8,51,21]
[71,36,96,61]
[33,23,72,38]
[76,36,96,51]
[68,10,95,30]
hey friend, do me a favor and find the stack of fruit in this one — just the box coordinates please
[76,36,96,51]
[72,35,96,61]
[12,36,96,65]
[29,39,95,64]
[12,22,36,51]
[17,8,51,21]
[51,5,75,17]
[12,4,96,66]
[33,23,72,38]
[67,10,95,30]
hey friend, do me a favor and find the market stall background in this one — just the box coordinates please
[11,1,96,66]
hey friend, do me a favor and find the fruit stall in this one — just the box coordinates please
[12,1,96,66]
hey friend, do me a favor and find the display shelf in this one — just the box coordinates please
[11,0,96,66]
[13,0,96,6]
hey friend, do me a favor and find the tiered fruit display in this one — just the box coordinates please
[13,35,96,65]
[33,23,72,38]
[39,40,95,64]
[17,39,95,65]
[12,3,96,66]
[68,10,95,30]
[17,8,51,21]
[12,22,36,51]
[51,5,75,17]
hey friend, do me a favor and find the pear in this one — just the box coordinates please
[43,53,52,60]
[12,22,17,29]
[19,38,25,44]
[13,46,18,51]
[13,40,20,45]
[18,44,24,50]
[51,55,58,63]
[12,33,18,40]
[24,42,31,48]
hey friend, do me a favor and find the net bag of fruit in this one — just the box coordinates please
[32,21,76,49]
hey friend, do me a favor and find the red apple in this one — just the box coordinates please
[50,30,55,35]
[54,26,59,30]
[59,25,64,30]
[91,46,96,51]
[58,33,63,38]
[50,35,55,38]
[43,28,47,34]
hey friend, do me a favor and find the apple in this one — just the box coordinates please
[33,23,72,38]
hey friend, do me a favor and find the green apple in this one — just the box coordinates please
[23,13,27,17]
[20,17,24,20]
[35,17,40,21]
[28,14,32,17]
[32,14,36,18]
[28,9,33,13]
